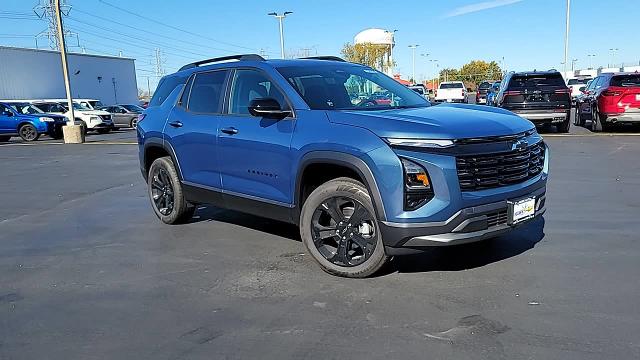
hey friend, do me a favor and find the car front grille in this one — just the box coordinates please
[100,115,111,121]
[456,141,545,191]
[487,210,508,227]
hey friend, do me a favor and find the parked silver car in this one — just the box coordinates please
[99,104,144,129]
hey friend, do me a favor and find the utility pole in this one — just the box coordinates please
[54,0,83,143]
[563,0,570,77]
[408,44,419,85]
[154,48,165,79]
[34,0,78,50]
[268,11,292,59]
[571,58,578,71]
[429,59,439,92]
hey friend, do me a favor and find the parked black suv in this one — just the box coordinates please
[496,70,571,132]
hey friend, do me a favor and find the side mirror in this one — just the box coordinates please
[579,86,587,93]
[248,98,290,119]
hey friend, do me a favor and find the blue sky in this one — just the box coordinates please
[1,0,638,89]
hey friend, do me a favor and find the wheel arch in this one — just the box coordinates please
[142,138,183,181]
[295,151,387,223]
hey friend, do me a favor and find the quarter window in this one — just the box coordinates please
[228,69,288,115]
[187,71,227,113]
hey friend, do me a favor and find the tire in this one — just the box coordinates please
[78,120,88,135]
[97,128,111,134]
[130,118,138,129]
[300,177,389,278]
[557,112,570,133]
[573,107,581,126]
[591,109,603,132]
[147,156,195,224]
[18,123,40,142]
[0,135,10,142]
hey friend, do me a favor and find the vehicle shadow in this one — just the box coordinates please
[385,217,546,275]
[191,205,546,275]
[190,205,301,241]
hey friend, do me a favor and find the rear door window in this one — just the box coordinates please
[187,70,228,113]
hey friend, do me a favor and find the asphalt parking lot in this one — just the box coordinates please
[1,126,640,359]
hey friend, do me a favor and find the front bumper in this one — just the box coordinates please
[381,186,546,254]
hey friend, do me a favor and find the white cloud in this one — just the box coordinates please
[445,0,524,18]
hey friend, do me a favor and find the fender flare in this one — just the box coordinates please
[294,151,387,222]
[142,138,183,181]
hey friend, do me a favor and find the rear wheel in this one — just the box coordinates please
[18,124,40,141]
[78,120,88,135]
[300,177,388,278]
[147,156,195,224]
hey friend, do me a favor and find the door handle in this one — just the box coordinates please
[220,127,238,135]
[168,120,183,128]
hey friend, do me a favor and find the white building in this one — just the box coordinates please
[0,46,138,105]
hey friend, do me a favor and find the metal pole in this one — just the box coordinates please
[54,0,75,127]
[408,45,419,84]
[278,16,285,58]
[563,0,570,77]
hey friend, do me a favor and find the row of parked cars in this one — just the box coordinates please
[0,98,145,141]
[474,71,640,132]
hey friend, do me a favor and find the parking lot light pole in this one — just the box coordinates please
[609,48,619,68]
[563,0,570,77]
[408,44,419,85]
[269,12,292,59]
[54,0,84,143]
[587,54,596,69]
[571,58,578,71]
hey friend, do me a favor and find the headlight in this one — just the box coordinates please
[39,117,55,122]
[401,158,434,211]
[386,138,454,148]
[90,116,100,122]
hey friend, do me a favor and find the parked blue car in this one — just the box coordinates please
[485,81,502,106]
[138,55,548,277]
[0,102,67,141]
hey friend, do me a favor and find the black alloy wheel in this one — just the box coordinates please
[19,124,39,141]
[310,196,378,267]
[150,167,175,216]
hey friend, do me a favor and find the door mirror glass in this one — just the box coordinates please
[248,98,290,119]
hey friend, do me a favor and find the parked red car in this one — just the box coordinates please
[575,72,640,131]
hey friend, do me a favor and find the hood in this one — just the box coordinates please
[80,110,111,116]
[328,104,534,140]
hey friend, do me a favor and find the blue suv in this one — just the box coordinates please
[0,102,67,142]
[138,55,548,277]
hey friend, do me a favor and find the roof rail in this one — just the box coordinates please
[300,56,346,62]
[179,54,265,71]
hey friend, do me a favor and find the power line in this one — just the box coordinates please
[97,0,260,52]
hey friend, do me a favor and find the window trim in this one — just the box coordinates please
[180,69,230,115]
[223,67,296,119]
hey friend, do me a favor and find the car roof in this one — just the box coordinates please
[510,70,561,77]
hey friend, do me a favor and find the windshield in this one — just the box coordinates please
[11,103,44,115]
[72,103,91,111]
[567,78,591,85]
[610,75,640,87]
[276,64,429,110]
[122,104,145,112]
[479,82,492,89]
[439,82,464,89]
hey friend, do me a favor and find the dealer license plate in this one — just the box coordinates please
[508,197,536,224]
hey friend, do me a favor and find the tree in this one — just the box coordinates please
[341,42,391,71]
[437,61,503,90]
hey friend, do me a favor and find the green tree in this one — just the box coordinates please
[341,42,391,71]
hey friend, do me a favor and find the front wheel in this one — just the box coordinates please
[147,156,195,224]
[130,118,138,129]
[300,177,389,278]
[18,124,40,142]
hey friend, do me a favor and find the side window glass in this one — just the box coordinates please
[187,70,227,113]
[178,74,194,108]
[149,75,187,107]
[0,105,12,115]
[228,69,287,115]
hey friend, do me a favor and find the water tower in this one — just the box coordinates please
[354,28,395,75]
